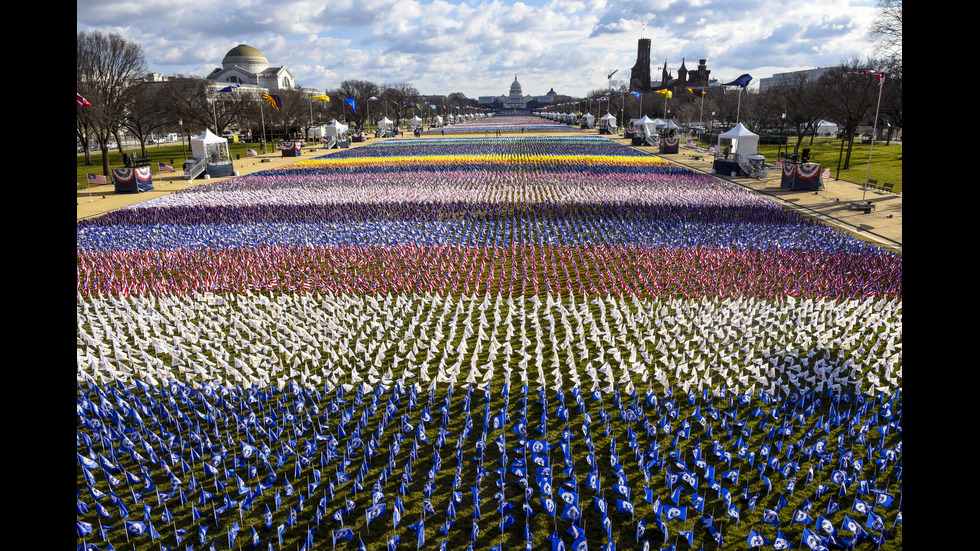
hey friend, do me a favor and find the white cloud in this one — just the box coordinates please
[78,0,878,98]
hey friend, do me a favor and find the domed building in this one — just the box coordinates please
[478,75,561,109]
[206,44,296,92]
[506,75,525,109]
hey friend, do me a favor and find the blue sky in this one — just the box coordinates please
[77,0,879,98]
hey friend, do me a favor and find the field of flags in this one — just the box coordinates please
[77,133,902,551]
[424,113,581,134]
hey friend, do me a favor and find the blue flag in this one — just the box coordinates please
[723,74,753,87]
[228,521,240,547]
[333,527,355,545]
[747,529,771,547]
[773,530,793,550]
[344,98,356,113]
[366,503,387,526]
[541,497,557,517]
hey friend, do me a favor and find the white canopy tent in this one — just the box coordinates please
[633,115,657,138]
[600,113,617,131]
[190,130,231,164]
[323,120,349,138]
[187,129,235,178]
[377,117,393,131]
[717,123,759,163]
[409,116,423,128]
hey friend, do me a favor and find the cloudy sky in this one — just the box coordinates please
[77,0,879,98]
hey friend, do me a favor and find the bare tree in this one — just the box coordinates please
[869,0,902,60]
[328,80,382,129]
[121,83,171,157]
[771,71,829,154]
[77,31,147,176]
[817,57,883,170]
[878,58,902,144]
[379,83,421,127]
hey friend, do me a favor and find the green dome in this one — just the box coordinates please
[225,44,265,59]
[221,44,269,72]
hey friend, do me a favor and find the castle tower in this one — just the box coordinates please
[629,39,652,92]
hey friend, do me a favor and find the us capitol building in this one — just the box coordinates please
[478,75,558,109]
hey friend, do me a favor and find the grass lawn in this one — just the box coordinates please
[697,136,903,193]
[76,140,279,188]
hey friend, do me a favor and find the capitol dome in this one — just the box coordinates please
[509,75,523,97]
[221,44,270,74]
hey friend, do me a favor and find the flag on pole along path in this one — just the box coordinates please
[77,93,92,106]
[853,69,886,87]
[217,82,241,93]
[262,94,281,110]
[158,162,174,172]
[723,74,753,87]
[247,148,258,157]
[87,174,107,185]
[313,95,330,102]
[344,98,356,113]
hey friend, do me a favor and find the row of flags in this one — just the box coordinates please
[77,369,901,551]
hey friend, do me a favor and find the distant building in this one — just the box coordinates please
[206,44,296,93]
[628,39,714,94]
[478,75,560,108]
[758,67,831,91]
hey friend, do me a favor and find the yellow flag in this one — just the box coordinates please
[655,89,672,99]
[313,95,330,102]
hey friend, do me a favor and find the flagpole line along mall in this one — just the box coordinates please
[76,131,901,254]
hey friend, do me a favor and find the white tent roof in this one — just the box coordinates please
[323,120,348,137]
[582,113,594,122]
[410,116,423,125]
[719,123,757,139]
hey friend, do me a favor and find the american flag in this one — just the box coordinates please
[247,148,258,157]
[158,162,174,172]
[854,69,886,87]
[86,174,107,185]
[77,93,91,107]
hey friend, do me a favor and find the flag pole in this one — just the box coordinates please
[861,72,885,201]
